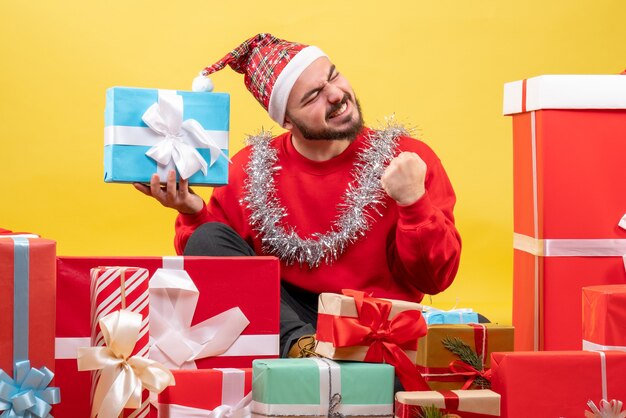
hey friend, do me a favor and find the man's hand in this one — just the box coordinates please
[381,152,427,206]
[133,170,204,214]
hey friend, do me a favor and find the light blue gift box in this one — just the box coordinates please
[104,86,230,185]
[423,308,479,325]
[251,358,394,417]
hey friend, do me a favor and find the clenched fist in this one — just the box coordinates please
[381,152,427,206]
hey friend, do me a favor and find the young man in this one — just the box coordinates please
[135,33,461,357]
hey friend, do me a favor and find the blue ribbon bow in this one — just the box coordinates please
[0,361,61,418]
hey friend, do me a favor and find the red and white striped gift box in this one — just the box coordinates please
[90,266,151,418]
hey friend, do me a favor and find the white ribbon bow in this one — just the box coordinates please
[162,394,252,418]
[148,268,250,369]
[142,92,230,180]
[585,399,626,418]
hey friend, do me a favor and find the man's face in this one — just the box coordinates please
[284,57,363,141]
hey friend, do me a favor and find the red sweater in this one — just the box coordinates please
[175,128,461,303]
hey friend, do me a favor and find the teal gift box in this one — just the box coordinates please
[104,86,230,185]
[251,358,394,417]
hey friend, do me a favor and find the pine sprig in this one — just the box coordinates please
[441,336,491,389]
[416,405,445,418]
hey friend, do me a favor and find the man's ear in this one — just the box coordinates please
[283,114,293,130]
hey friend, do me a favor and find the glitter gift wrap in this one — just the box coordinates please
[251,358,394,418]
[104,86,230,185]
[55,256,280,418]
[503,74,626,351]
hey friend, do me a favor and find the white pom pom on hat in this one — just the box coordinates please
[192,71,214,92]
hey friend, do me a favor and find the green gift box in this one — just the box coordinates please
[251,358,394,417]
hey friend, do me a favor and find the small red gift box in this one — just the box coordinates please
[55,256,280,418]
[491,350,626,417]
[158,368,252,416]
[583,284,626,351]
[504,74,626,351]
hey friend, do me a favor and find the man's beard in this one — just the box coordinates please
[288,94,364,141]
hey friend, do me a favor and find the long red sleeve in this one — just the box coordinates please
[174,128,461,303]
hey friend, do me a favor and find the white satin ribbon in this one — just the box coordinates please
[160,393,252,418]
[513,233,626,257]
[311,357,341,415]
[514,212,626,275]
[594,350,609,402]
[148,267,250,369]
[141,90,230,180]
[584,340,626,353]
[586,399,626,418]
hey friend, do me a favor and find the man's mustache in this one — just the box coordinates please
[326,93,351,119]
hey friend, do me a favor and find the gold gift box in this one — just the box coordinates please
[416,324,514,390]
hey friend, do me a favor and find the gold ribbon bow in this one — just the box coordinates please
[77,309,175,418]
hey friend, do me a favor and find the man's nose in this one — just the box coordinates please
[326,84,344,103]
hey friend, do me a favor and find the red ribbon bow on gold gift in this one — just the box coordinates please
[449,360,493,390]
[323,289,430,391]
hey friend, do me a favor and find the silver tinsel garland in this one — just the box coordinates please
[241,122,406,268]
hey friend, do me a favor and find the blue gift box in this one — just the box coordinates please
[423,308,479,325]
[104,86,230,185]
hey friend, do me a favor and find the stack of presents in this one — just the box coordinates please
[1,74,625,417]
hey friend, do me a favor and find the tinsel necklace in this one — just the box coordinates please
[242,123,405,268]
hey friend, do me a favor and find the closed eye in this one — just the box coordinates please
[300,65,339,106]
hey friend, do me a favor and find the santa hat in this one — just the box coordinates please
[192,33,327,125]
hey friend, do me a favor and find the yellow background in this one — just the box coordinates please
[2,1,625,325]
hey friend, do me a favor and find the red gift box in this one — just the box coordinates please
[491,350,626,417]
[158,368,252,416]
[0,235,56,376]
[504,74,626,351]
[54,256,280,418]
[583,284,626,351]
